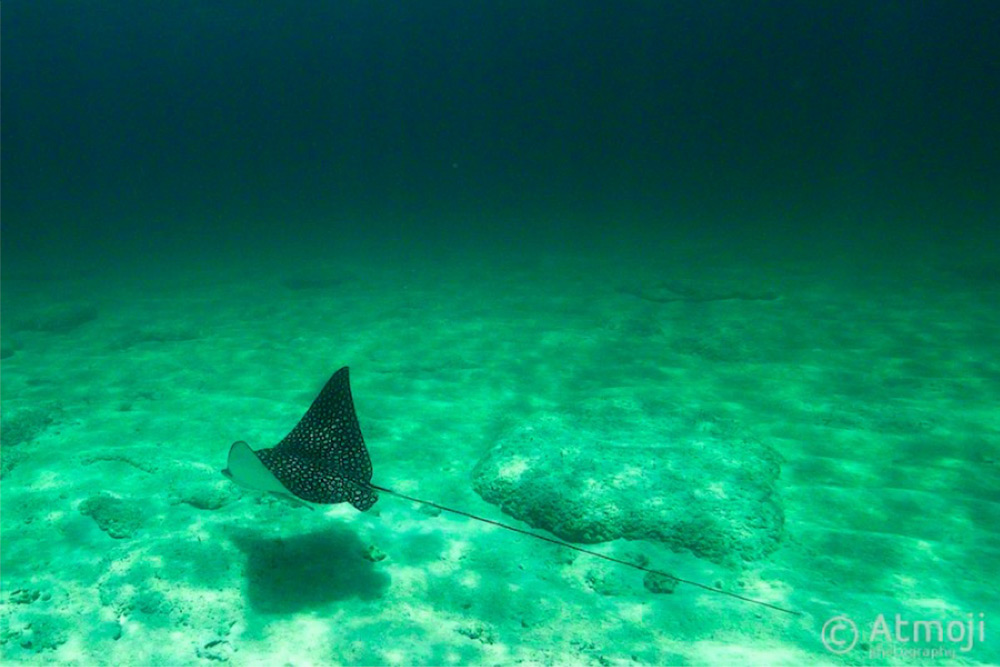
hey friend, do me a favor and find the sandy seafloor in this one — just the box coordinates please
[1,237,998,666]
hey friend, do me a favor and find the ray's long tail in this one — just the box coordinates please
[367,483,801,616]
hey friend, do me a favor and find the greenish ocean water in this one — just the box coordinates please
[2,2,997,665]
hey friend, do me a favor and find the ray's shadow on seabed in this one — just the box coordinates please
[228,526,389,614]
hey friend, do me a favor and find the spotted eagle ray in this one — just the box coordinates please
[222,366,799,615]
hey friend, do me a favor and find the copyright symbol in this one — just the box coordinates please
[822,615,858,654]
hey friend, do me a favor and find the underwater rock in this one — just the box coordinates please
[176,480,240,510]
[16,304,98,334]
[109,326,200,350]
[197,638,234,662]
[618,278,779,304]
[643,571,678,594]
[0,337,19,359]
[1,449,29,479]
[1,407,56,447]
[81,452,159,474]
[456,621,497,644]
[1,408,57,478]
[9,589,41,605]
[472,411,784,565]
[585,568,629,596]
[361,544,387,562]
[79,494,143,539]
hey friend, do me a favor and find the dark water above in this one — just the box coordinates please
[3,1,998,276]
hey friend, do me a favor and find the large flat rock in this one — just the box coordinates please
[472,408,785,565]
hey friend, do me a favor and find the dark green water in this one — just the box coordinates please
[4,1,997,274]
